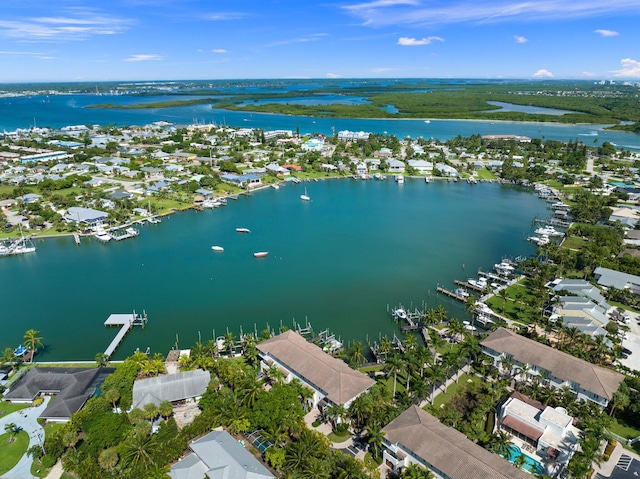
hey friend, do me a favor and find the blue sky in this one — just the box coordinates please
[1,0,639,82]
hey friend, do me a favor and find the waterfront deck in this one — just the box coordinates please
[104,311,148,358]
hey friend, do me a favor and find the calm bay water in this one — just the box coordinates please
[1,180,548,360]
[1,93,640,151]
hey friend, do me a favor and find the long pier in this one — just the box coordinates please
[104,311,148,358]
[436,286,468,302]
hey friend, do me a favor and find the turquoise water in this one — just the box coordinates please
[503,444,544,474]
[2,93,640,151]
[0,180,548,360]
[486,101,578,116]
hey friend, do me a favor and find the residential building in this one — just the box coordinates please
[256,330,374,409]
[382,406,531,479]
[498,392,580,475]
[170,430,274,479]
[2,367,115,422]
[481,328,624,407]
[131,369,210,409]
[64,206,109,227]
[593,266,640,295]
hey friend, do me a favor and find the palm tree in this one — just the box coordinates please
[98,447,119,470]
[489,430,511,456]
[367,424,385,459]
[122,433,156,472]
[95,352,109,368]
[23,329,43,362]
[144,463,172,479]
[384,354,402,399]
[158,400,173,420]
[103,387,120,411]
[143,402,159,423]
[401,463,435,479]
[4,422,21,443]
[1,347,16,368]
[348,341,367,367]
[223,331,236,356]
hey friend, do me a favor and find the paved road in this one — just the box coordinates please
[0,397,50,479]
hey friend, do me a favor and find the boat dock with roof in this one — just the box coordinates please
[103,311,148,358]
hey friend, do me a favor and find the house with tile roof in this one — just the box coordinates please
[256,330,375,409]
[381,406,531,479]
[480,328,624,407]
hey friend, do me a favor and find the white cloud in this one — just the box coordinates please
[326,72,342,78]
[514,35,527,43]
[212,49,227,54]
[124,54,163,62]
[0,10,130,41]
[397,36,444,46]
[343,0,640,27]
[533,69,553,78]
[205,12,247,21]
[264,34,327,48]
[0,50,44,55]
[595,29,619,37]
[581,71,596,77]
[612,58,640,78]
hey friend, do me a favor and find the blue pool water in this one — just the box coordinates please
[502,444,544,475]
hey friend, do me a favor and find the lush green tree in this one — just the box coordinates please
[23,329,44,361]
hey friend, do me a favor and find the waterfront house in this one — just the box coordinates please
[480,328,624,407]
[498,392,580,473]
[256,330,375,410]
[64,206,109,227]
[407,159,432,174]
[381,405,531,478]
[131,369,210,410]
[2,367,115,422]
[387,159,405,173]
[169,430,274,479]
[593,266,640,296]
[194,189,213,200]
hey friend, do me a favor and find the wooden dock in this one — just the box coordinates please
[454,279,483,292]
[104,311,148,358]
[436,286,468,302]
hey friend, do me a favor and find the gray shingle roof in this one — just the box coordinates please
[257,331,375,406]
[4,367,114,420]
[481,328,624,400]
[132,369,210,409]
[382,406,531,479]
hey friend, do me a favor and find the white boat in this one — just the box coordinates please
[395,174,404,184]
[147,216,161,224]
[534,225,563,237]
[467,176,477,184]
[93,226,111,242]
[494,262,515,276]
[1,225,37,257]
[528,234,550,246]
[468,277,488,289]
[254,251,268,258]
[425,177,430,183]
[424,120,431,124]
[300,187,310,201]
[271,184,280,190]
[393,308,407,320]
[125,227,139,237]
[211,246,224,252]
[236,227,251,233]
[454,288,470,298]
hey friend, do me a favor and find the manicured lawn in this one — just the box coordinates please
[609,417,640,440]
[359,364,385,374]
[327,431,351,443]
[430,373,481,410]
[561,236,588,250]
[0,430,29,476]
[476,169,496,180]
[0,402,30,418]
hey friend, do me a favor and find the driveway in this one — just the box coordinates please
[0,396,50,479]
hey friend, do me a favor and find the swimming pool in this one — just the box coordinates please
[502,444,545,475]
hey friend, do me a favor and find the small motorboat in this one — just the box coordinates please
[393,308,407,320]
[211,246,224,252]
[236,228,251,233]
[254,251,269,258]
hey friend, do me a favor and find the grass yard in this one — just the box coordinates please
[0,430,29,476]
[476,169,497,180]
[561,236,589,250]
[0,402,30,418]
[430,373,481,410]
[609,417,640,441]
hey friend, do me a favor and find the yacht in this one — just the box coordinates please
[211,246,224,252]
[395,174,405,184]
[236,227,251,233]
[93,226,111,242]
[468,277,488,289]
[494,261,515,276]
[253,251,269,258]
[300,186,310,201]
[454,288,470,298]
[534,225,563,237]
[528,234,550,246]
